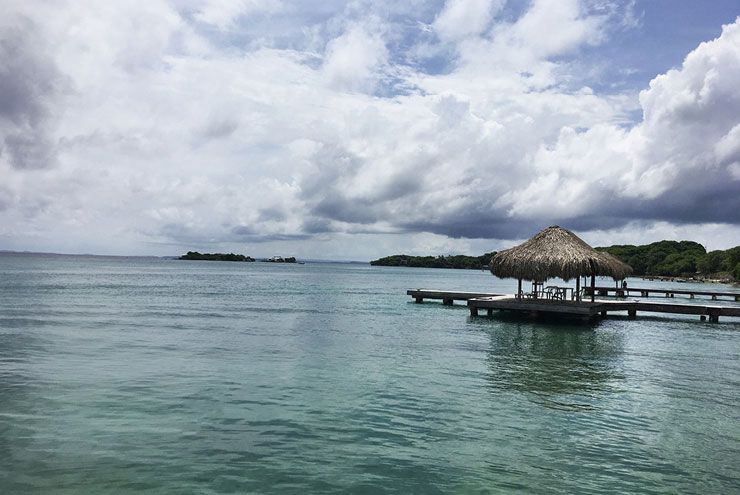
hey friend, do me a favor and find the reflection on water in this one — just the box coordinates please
[485,320,625,411]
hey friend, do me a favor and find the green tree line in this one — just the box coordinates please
[179,251,255,262]
[371,240,740,280]
[370,252,496,269]
[597,241,740,280]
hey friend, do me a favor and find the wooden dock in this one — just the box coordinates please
[406,290,740,323]
[406,289,502,305]
[467,296,740,323]
[585,286,740,301]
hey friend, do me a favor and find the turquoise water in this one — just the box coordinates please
[1,253,739,494]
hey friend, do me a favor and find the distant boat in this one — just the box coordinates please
[263,256,298,263]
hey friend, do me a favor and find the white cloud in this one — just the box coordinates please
[494,0,606,58]
[0,2,738,258]
[194,0,283,30]
[433,0,503,41]
[322,22,389,93]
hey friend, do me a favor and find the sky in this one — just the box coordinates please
[1,0,739,260]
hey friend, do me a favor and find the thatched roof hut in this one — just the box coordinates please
[490,226,632,282]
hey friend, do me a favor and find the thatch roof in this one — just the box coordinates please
[489,226,633,282]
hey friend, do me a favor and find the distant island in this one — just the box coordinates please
[370,252,496,270]
[179,252,300,263]
[371,240,740,282]
[179,251,255,262]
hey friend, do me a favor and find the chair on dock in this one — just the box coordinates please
[545,286,571,301]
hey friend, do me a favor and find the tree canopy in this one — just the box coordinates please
[370,252,496,269]
[598,241,739,279]
[179,251,255,262]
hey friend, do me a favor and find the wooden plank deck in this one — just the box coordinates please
[406,289,503,305]
[468,296,606,316]
[585,286,740,301]
[465,296,740,323]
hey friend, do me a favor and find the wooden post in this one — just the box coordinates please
[415,297,423,304]
[590,274,595,302]
[443,298,453,306]
[517,278,522,299]
[470,306,478,316]
[487,309,494,316]
[575,277,580,301]
[628,309,636,319]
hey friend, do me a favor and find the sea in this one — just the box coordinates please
[1,253,739,494]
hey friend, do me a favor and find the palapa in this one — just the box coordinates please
[490,226,632,282]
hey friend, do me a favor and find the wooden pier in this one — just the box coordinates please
[467,296,740,323]
[407,290,740,323]
[585,286,740,301]
[406,289,502,305]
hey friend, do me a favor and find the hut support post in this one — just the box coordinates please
[517,278,522,299]
[575,277,580,301]
[590,275,595,303]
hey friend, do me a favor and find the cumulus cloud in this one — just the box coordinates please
[322,22,389,93]
[0,1,738,257]
[433,0,503,41]
[193,0,283,30]
[537,18,740,225]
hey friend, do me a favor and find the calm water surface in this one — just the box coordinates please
[1,254,739,494]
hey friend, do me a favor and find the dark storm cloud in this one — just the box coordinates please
[401,217,535,240]
[231,225,257,236]
[299,145,362,200]
[199,117,239,141]
[300,145,382,224]
[301,216,334,234]
[312,195,381,224]
[257,207,287,222]
[161,223,311,245]
[232,232,311,243]
[639,179,740,225]
[398,178,740,241]
[0,17,65,169]
[299,144,430,228]
[2,133,56,171]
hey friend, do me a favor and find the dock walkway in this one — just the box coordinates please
[406,289,502,305]
[467,296,740,323]
[585,286,740,301]
[407,289,740,323]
